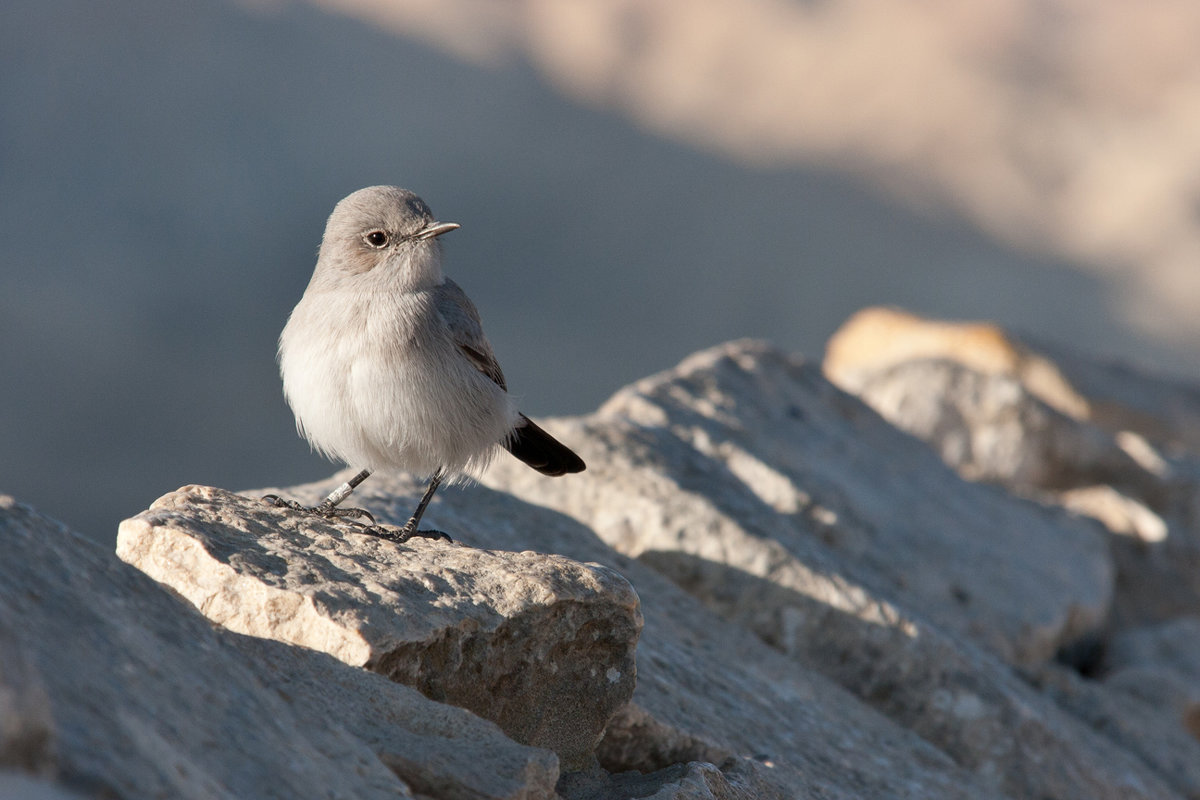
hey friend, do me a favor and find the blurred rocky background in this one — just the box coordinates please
[4,0,1200,537]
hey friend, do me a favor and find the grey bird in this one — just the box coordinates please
[264,185,585,540]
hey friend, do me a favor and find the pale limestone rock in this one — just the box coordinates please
[838,356,1188,538]
[845,358,1151,492]
[117,485,641,770]
[826,305,1200,456]
[1027,337,1200,455]
[1059,485,1168,544]
[822,311,1200,794]
[486,340,1111,667]
[231,635,559,800]
[471,341,1200,798]
[1027,660,1200,798]
[271,470,1000,800]
[3,494,560,800]
[314,467,1178,800]
[0,495,412,799]
[824,306,1091,419]
[823,310,1200,629]
[16,325,1200,798]
[840,355,1200,629]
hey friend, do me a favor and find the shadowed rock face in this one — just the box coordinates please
[117,485,641,771]
[7,328,1200,799]
[483,336,1199,799]
[488,338,1113,667]
[824,307,1200,794]
[0,494,559,800]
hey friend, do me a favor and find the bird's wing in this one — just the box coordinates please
[433,278,507,390]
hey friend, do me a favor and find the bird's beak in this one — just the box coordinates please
[416,221,461,240]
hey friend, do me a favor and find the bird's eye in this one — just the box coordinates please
[365,230,389,248]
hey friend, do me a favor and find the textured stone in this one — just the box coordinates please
[637,761,765,800]
[117,485,641,770]
[824,309,1200,631]
[1059,485,1168,544]
[0,626,53,776]
[838,356,1200,627]
[3,494,561,800]
[487,340,1111,666]
[824,305,1200,469]
[823,307,1200,480]
[823,314,1200,794]
[0,773,90,800]
[273,470,1000,800]
[1108,616,1200,688]
[231,635,559,800]
[844,358,1153,493]
[1028,660,1200,799]
[557,760,773,800]
[824,306,1091,419]
[1026,336,1200,455]
[17,324,1200,798]
[1106,616,1200,747]
[834,355,1188,534]
[332,471,1170,799]
[477,341,1192,799]
[0,495,412,800]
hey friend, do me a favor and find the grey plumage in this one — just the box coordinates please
[265,185,584,540]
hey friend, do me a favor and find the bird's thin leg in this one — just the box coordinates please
[354,469,451,544]
[261,468,377,524]
[399,469,445,538]
[315,469,372,513]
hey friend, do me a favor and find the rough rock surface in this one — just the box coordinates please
[277,471,999,800]
[824,306,1093,419]
[9,325,1200,799]
[1108,616,1200,688]
[0,494,558,800]
[821,309,1200,796]
[1026,336,1200,455]
[1103,617,1200,746]
[117,485,640,770]
[482,340,1187,799]
[825,304,1200,462]
[231,634,559,800]
[823,307,1200,630]
[1027,661,1200,798]
[491,341,1111,668]
[843,358,1150,492]
[0,773,91,800]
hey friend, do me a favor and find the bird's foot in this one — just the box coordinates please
[260,494,450,543]
[260,494,377,525]
[358,523,453,544]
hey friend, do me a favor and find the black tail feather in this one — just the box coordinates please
[505,414,586,476]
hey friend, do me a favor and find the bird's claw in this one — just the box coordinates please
[320,505,376,525]
[261,494,303,511]
[359,524,452,544]
[260,495,376,526]
[261,494,449,543]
